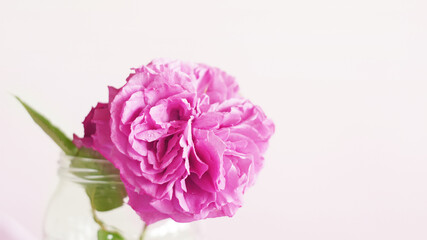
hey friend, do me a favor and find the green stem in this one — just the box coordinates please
[139,224,148,240]
[91,204,106,231]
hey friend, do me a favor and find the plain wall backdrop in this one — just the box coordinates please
[1,0,427,239]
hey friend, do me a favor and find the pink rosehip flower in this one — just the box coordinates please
[74,59,275,224]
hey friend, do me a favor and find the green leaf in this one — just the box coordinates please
[69,155,127,212]
[16,95,127,223]
[87,184,127,212]
[97,229,125,240]
[76,147,105,159]
[16,96,78,155]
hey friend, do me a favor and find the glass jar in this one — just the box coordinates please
[43,154,199,240]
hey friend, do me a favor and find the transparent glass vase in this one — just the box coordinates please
[43,154,199,240]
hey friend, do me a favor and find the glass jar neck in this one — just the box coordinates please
[58,153,122,184]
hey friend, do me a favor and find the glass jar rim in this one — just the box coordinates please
[60,152,111,163]
[58,152,123,184]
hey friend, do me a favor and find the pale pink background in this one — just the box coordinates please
[1,0,427,239]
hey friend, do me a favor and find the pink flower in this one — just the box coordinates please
[74,59,274,224]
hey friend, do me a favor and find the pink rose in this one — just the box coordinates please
[74,59,274,224]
